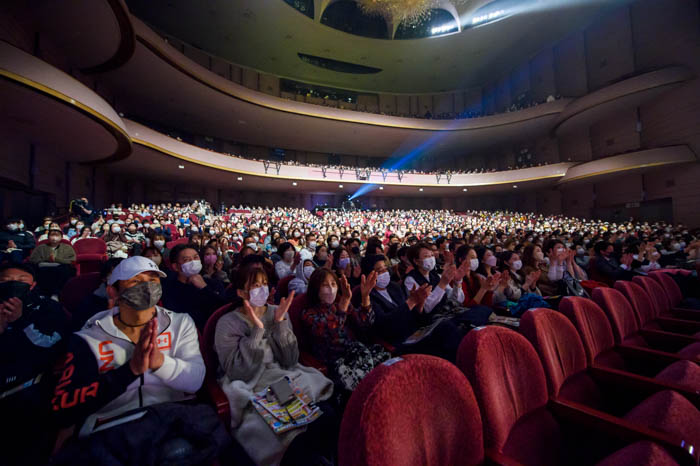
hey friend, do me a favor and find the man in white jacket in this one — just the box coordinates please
[52,256,205,439]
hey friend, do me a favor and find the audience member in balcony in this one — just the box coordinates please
[302,268,389,391]
[161,244,227,330]
[275,242,297,281]
[593,241,635,282]
[289,251,316,296]
[29,229,76,297]
[1,218,35,264]
[50,256,227,466]
[72,258,123,331]
[214,266,336,466]
[0,263,69,466]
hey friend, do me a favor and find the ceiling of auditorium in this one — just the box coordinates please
[124,0,628,94]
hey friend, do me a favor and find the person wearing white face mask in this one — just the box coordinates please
[214,267,335,465]
[288,250,315,295]
[493,251,541,303]
[274,242,297,281]
[161,244,226,330]
[404,242,467,315]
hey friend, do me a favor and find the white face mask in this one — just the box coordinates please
[330,241,340,249]
[469,258,479,271]
[376,271,391,289]
[283,250,295,262]
[150,255,162,266]
[308,241,317,250]
[112,227,121,233]
[303,266,315,280]
[422,256,436,272]
[249,285,269,307]
[511,260,522,271]
[319,285,337,305]
[248,243,258,252]
[180,260,202,277]
[154,240,165,248]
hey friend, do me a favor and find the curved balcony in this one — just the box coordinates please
[116,120,576,195]
[0,41,131,163]
[554,67,694,136]
[557,146,697,184]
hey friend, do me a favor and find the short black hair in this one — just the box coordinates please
[100,258,123,280]
[0,262,36,280]
[169,243,199,264]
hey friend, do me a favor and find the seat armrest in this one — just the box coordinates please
[637,328,700,353]
[484,448,526,466]
[654,317,700,335]
[202,376,230,431]
[669,308,700,321]
[616,344,689,365]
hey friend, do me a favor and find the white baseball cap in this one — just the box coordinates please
[108,256,167,285]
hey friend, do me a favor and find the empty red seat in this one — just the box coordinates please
[520,308,700,446]
[592,288,700,360]
[166,237,190,250]
[59,272,102,315]
[339,354,483,466]
[615,281,700,337]
[559,296,700,390]
[650,272,700,314]
[73,238,107,275]
[457,326,694,465]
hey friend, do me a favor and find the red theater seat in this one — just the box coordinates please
[166,237,190,250]
[559,296,700,390]
[274,275,294,304]
[59,272,102,316]
[339,354,484,466]
[287,293,327,374]
[199,303,233,429]
[649,272,700,319]
[615,281,700,336]
[634,276,700,323]
[592,288,700,360]
[457,326,698,466]
[72,238,107,275]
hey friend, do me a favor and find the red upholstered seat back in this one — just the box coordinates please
[288,293,311,351]
[166,237,189,250]
[559,297,616,365]
[276,275,294,300]
[59,272,102,315]
[633,276,669,316]
[73,238,107,255]
[650,272,683,308]
[520,309,588,397]
[457,326,561,465]
[614,281,657,326]
[201,303,233,372]
[339,354,484,466]
[592,287,640,343]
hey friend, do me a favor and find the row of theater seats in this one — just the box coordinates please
[339,271,700,465]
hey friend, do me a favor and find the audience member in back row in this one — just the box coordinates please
[161,244,227,329]
[0,263,69,466]
[215,266,338,465]
[1,218,35,264]
[29,228,76,297]
[51,257,230,465]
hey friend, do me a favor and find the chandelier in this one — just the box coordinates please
[356,0,441,26]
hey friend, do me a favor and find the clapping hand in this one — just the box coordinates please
[0,297,23,335]
[454,258,470,282]
[407,283,432,313]
[524,270,541,289]
[360,271,377,297]
[442,250,455,266]
[242,298,264,329]
[621,253,634,267]
[439,264,456,289]
[275,290,295,322]
[338,274,352,312]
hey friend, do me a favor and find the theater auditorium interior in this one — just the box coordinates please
[1,0,700,465]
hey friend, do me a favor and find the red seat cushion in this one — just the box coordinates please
[595,441,679,466]
[457,326,561,466]
[624,390,700,450]
[72,238,107,255]
[677,341,700,360]
[655,360,700,390]
[339,354,484,466]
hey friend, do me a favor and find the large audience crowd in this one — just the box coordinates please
[1,198,699,465]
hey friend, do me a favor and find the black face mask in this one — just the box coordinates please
[351,246,360,255]
[0,281,31,303]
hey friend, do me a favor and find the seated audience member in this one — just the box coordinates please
[63,215,80,238]
[454,245,499,307]
[124,222,145,255]
[151,233,170,262]
[275,242,297,280]
[215,267,337,466]
[289,251,315,295]
[332,247,360,288]
[1,218,35,263]
[141,246,165,271]
[51,256,229,465]
[494,251,526,303]
[71,258,123,331]
[593,241,634,283]
[71,226,92,244]
[161,244,227,329]
[102,223,130,258]
[35,217,53,235]
[38,222,70,242]
[404,242,468,314]
[313,244,330,268]
[0,263,69,466]
[29,229,76,297]
[201,245,228,289]
[302,268,390,391]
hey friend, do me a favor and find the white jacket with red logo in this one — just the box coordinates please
[52,306,205,434]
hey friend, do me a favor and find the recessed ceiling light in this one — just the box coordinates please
[178,164,184,169]
[463,188,468,192]
[339,184,343,188]
[292,182,298,186]
[379,186,384,190]
[237,176,243,181]
[419,188,424,192]
[513,185,518,188]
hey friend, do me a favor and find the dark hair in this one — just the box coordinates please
[277,242,295,257]
[594,241,612,255]
[0,262,36,280]
[169,243,199,264]
[454,244,474,267]
[361,254,386,275]
[521,243,538,268]
[499,250,517,271]
[543,239,564,255]
[306,269,341,308]
[100,258,123,280]
[407,242,432,267]
[332,247,348,271]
